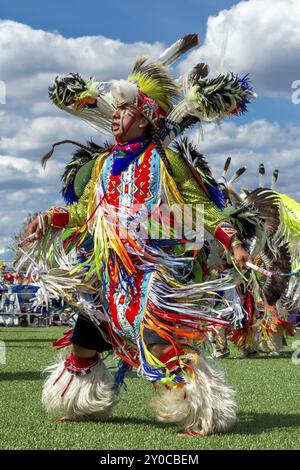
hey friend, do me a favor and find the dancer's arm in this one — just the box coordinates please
[165,149,251,269]
[26,153,106,237]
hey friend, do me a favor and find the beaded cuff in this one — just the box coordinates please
[214,222,240,251]
[49,208,69,228]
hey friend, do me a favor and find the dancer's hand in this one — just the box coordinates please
[231,244,253,271]
[26,213,50,241]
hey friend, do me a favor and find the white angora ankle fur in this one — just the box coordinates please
[151,355,236,435]
[42,355,118,421]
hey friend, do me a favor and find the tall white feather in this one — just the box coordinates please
[259,164,265,188]
[158,34,200,66]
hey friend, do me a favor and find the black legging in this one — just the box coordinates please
[70,314,168,353]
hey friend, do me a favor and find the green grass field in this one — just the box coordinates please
[0,327,300,450]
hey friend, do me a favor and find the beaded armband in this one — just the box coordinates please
[48,208,69,228]
[214,222,241,251]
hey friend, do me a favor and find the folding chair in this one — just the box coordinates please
[0,289,21,326]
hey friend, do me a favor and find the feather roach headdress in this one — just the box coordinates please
[46,33,256,150]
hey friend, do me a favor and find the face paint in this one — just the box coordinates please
[113,97,148,141]
[120,109,126,135]
[119,107,139,138]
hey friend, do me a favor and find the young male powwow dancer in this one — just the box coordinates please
[16,34,300,435]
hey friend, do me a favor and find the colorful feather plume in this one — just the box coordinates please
[245,189,281,238]
[168,73,256,131]
[242,188,291,304]
[49,73,114,133]
[252,244,291,306]
[128,57,180,113]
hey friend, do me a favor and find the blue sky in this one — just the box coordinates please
[1,0,239,43]
[0,0,298,124]
[0,0,299,256]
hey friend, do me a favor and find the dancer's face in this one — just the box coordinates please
[112,101,148,142]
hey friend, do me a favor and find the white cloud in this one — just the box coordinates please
[0,211,28,241]
[0,20,163,78]
[178,0,300,98]
[0,154,62,182]
[196,119,300,153]
[0,19,164,153]
[0,20,163,108]
[193,119,300,201]
[0,115,102,156]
